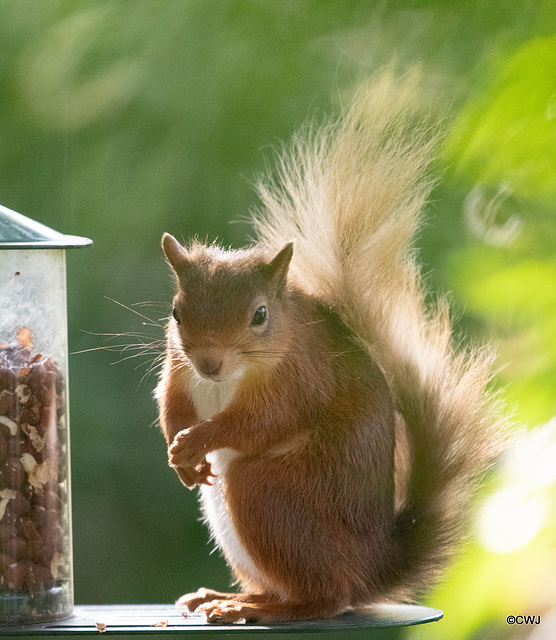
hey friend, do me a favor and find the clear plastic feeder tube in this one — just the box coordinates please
[0,249,73,624]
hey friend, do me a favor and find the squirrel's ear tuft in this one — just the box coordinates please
[263,241,294,289]
[162,233,189,272]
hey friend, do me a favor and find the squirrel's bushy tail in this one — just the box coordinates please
[252,70,509,598]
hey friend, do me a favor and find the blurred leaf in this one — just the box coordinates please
[446,34,556,200]
[453,254,556,319]
[440,32,556,426]
[448,249,556,423]
[17,5,143,131]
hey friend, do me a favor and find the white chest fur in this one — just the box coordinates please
[188,374,269,591]
[188,374,241,422]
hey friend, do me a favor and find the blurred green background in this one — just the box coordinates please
[1,1,555,638]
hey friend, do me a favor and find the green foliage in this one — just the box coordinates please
[443,32,556,424]
[447,34,556,200]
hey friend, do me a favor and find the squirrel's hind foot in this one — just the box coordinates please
[186,592,348,624]
[176,588,268,613]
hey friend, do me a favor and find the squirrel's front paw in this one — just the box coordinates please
[169,426,206,466]
[175,459,216,489]
[168,425,215,488]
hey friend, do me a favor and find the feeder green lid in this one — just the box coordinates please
[0,203,92,249]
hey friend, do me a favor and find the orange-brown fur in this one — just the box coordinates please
[156,72,509,623]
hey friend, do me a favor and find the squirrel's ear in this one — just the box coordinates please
[162,233,189,272]
[263,241,294,289]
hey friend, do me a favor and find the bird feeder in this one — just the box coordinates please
[0,203,91,625]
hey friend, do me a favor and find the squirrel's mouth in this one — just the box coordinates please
[189,351,225,381]
[188,348,246,384]
[195,370,224,383]
[191,361,245,384]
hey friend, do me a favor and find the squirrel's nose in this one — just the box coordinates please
[196,356,223,378]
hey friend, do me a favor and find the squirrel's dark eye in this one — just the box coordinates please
[251,305,267,326]
[172,306,180,324]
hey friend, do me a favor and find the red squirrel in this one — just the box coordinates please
[156,72,508,623]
